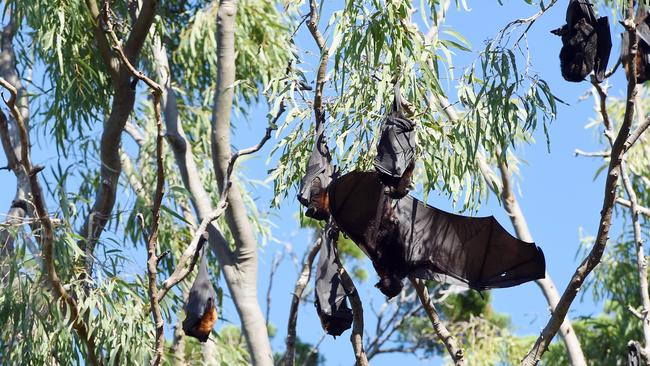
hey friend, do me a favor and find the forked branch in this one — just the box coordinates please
[0,80,101,366]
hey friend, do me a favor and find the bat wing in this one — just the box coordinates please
[314,224,353,336]
[183,253,218,342]
[394,196,545,290]
[328,171,545,296]
[594,16,612,82]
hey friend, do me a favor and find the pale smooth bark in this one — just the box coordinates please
[210,1,273,364]
[476,153,586,366]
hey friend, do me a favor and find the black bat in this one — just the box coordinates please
[298,120,335,221]
[314,223,353,336]
[621,6,650,83]
[182,245,218,342]
[551,0,612,82]
[374,83,416,199]
[327,171,546,298]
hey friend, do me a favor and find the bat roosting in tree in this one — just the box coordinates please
[182,243,218,342]
[551,0,612,82]
[621,5,650,83]
[327,171,546,298]
[373,83,416,199]
[314,223,353,336]
[298,120,335,221]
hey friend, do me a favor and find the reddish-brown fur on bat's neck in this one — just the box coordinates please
[188,298,218,342]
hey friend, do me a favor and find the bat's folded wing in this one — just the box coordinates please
[314,226,353,336]
[395,196,546,291]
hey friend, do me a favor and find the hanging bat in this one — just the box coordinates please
[551,0,612,82]
[314,223,353,336]
[327,171,546,298]
[621,5,650,83]
[182,245,218,342]
[298,121,335,221]
[374,83,416,199]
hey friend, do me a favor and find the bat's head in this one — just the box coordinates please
[305,178,331,220]
[375,275,403,299]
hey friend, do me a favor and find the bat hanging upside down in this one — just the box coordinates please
[182,244,219,342]
[314,170,546,298]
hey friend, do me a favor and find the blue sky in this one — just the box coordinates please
[0,0,636,365]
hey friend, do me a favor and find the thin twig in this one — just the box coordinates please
[284,239,321,366]
[617,197,650,217]
[574,149,611,158]
[266,251,284,329]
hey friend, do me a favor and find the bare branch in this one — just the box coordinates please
[574,149,610,158]
[621,159,650,354]
[78,0,159,282]
[410,277,465,365]
[101,9,166,363]
[617,198,650,217]
[266,251,284,329]
[284,239,320,366]
[337,263,369,366]
[522,2,645,362]
[307,0,328,130]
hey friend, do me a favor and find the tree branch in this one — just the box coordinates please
[307,0,328,130]
[0,81,101,366]
[78,0,159,282]
[284,239,320,366]
[410,277,465,365]
[521,3,646,362]
[617,198,650,217]
[621,159,650,355]
[101,11,167,363]
[477,152,587,366]
[210,1,275,364]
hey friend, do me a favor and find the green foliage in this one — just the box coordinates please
[14,0,112,151]
[269,0,556,211]
[172,0,295,107]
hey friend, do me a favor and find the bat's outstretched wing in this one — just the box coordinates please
[314,224,353,336]
[183,249,218,342]
[328,171,545,298]
[394,196,546,290]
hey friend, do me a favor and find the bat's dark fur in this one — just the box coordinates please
[552,0,612,82]
[622,6,650,83]
[182,249,218,342]
[328,171,546,299]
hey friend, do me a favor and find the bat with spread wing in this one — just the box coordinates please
[551,0,612,82]
[373,83,416,199]
[314,223,353,336]
[327,171,546,298]
[182,244,219,342]
[622,5,650,83]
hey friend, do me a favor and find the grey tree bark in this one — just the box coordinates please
[148,2,273,364]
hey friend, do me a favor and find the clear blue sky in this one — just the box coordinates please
[0,1,632,365]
